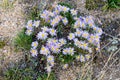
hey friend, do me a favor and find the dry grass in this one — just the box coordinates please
[0,0,17,8]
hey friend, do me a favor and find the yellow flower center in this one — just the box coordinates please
[41,47,45,51]
[86,18,89,23]
[93,27,96,30]
[47,20,50,23]
[51,29,55,33]
[89,39,92,43]
[28,23,32,27]
[95,35,99,38]
[81,56,85,61]
[81,23,85,27]
[74,25,79,28]
[86,55,90,59]
[61,41,64,44]
[32,50,36,54]
[52,20,56,25]
[55,10,59,13]
[48,57,52,61]
[42,34,45,37]
[89,23,93,26]
[90,36,94,39]
[76,56,80,60]
[33,43,37,46]
[77,31,80,34]
[41,14,45,17]
[69,34,73,38]
[63,7,67,11]
[83,43,87,47]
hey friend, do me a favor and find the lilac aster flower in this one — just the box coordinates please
[62,6,70,12]
[84,16,95,27]
[74,38,80,47]
[47,55,54,63]
[30,48,38,57]
[80,20,86,28]
[82,31,89,39]
[40,10,48,19]
[59,38,67,46]
[31,41,38,49]
[80,55,86,62]
[63,64,68,69]
[74,19,80,29]
[88,34,95,43]
[62,17,68,25]
[88,20,95,27]
[41,26,49,32]
[46,38,61,53]
[40,10,51,22]
[53,10,59,16]
[49,12,55,17]
[94,34,100,43]
[33,20,40,27]
[50,45,61,53]
[49,28,56,36]
[26,20,33,30]
[40,46,50,56]
[92,25,98,31]
[88,48,92,53]
[70,9,77,16]
[25,29,32,36]
[46,65,52,73]
[62,47,75,55]
[96,27,103,35]
[85,54,91,61]
[82,42,89,50]
[68,47,75,56]
[75,29,83,37]
[76,55,80,61]
[85,16,94,24]
[68,33,75,40]
[55,5,63,12]
[37,31,48,40]
[51,15,62,27]
[63,48,69,55]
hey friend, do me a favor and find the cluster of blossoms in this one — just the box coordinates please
[25,3,103,73]
[25,20,40,35]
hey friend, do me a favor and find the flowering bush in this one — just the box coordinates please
[25,3,103,73]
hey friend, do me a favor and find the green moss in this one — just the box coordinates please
[14,28,33,51]
[0,40,5,48]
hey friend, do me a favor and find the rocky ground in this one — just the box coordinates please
[0,0,120,80]
[0,0,27,78]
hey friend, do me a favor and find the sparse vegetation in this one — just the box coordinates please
[0,0,16,9]
[103,0,120,10]
[86,0,120,10]
[14,28,33,51]
[0,40,5,49]
[4,62,56,80]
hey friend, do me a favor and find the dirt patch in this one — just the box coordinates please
[0,0,27,77]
